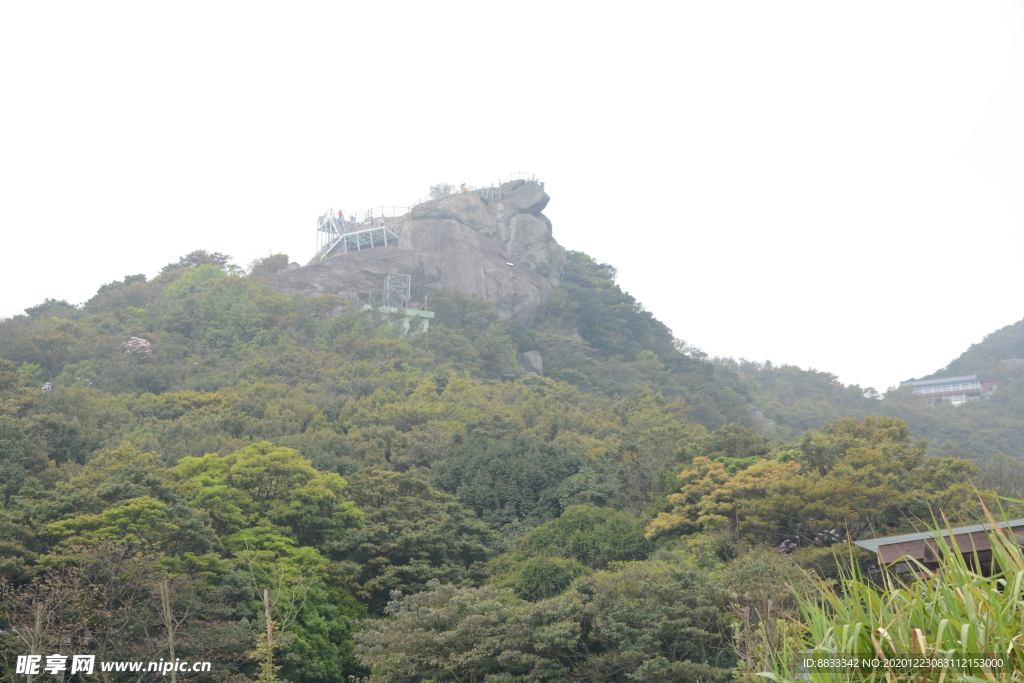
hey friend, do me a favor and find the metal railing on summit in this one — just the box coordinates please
[315,173,542,260]
[503,171,536,183]
[405,173,539,210]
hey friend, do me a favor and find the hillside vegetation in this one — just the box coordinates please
[0,249,1022,681]
[716,329,1024,465]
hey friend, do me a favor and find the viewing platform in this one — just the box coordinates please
[308,173,539,264]
[313,212,399,262]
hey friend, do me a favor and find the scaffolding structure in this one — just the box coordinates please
[363,272,434,334]
[383,272,411,309]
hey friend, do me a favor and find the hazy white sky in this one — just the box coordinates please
[2,2,1022,392]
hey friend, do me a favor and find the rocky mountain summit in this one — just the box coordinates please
[269,179,566,325]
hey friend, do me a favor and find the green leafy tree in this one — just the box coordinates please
[326,469,498,613]
[0,415,51,507]
[649,418,983,551]
[249,253,291,279]
[174,442,361,548]
[496,555,587,601]
[355,582,520,683]
[520,505,652,568]
[427,290,500,342]
[567,559,735,682]
[490,506,653,599]
[162,250,234,273]
[23,299,82,320]
[83,275,149,314]
[433,435,582,528]
[356,558,736,683]
[794,416,925,476]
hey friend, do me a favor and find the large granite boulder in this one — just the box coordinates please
[519,350,544,376]
[270,180,567,326]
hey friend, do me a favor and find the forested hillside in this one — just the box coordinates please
[0,249,1021,681]
[716,325,1024,462]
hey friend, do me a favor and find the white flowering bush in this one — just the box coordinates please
[120,337,153,364]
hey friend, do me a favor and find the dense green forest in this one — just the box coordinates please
[1,249,1022,682]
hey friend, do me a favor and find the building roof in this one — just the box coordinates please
[898,375,979,388]
[853,518,1024,553]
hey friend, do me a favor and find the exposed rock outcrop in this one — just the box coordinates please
[519,350,544,376]
[748,405,777,433]
[269,180,566,326]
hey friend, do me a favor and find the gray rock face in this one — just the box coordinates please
[748,405,777,433]
[270,180,566,326]
[519,350,544,376]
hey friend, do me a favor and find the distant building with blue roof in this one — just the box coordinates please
[898,374,1000,405]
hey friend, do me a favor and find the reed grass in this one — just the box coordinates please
[762,505,1024,682]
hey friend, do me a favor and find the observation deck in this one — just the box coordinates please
[311,212,399,263]
[308,173,539,265]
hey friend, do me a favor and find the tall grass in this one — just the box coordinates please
[762,506,1024,682]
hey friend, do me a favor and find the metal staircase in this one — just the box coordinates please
[311,210,399,263]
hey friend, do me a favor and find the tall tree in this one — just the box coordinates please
[326,469,497,613]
